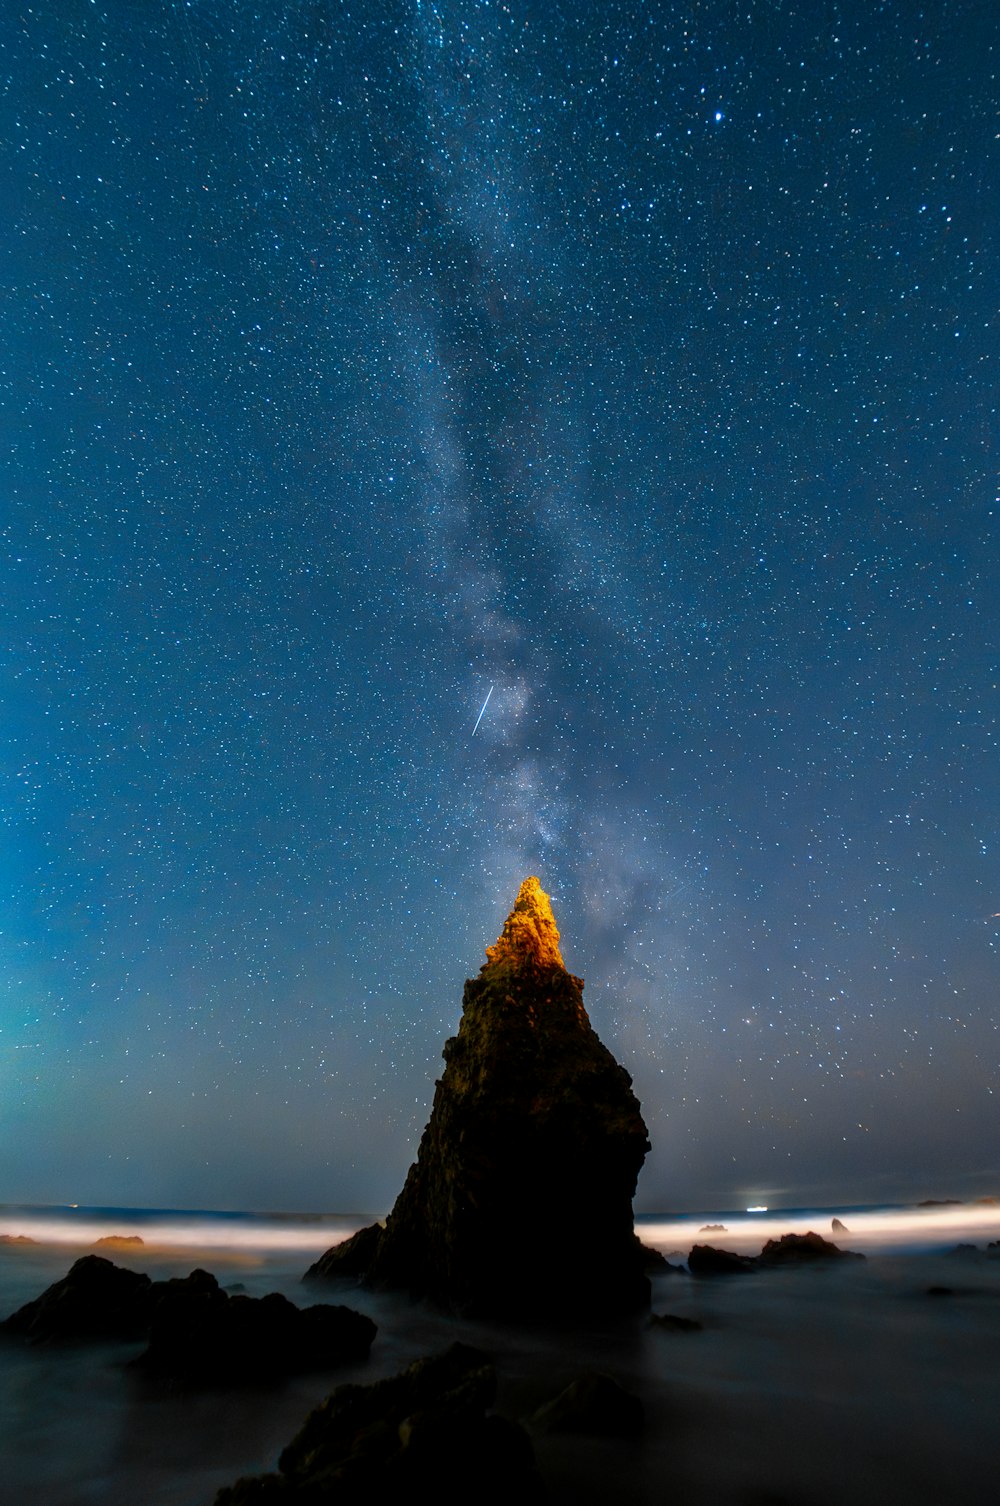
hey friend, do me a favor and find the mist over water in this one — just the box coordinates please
[2,1201,1000,1505]
[5,1197,1000,1258]
[0,1205,365,1256]
[639,1201,1000,1256]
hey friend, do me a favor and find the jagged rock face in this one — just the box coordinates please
[483,875,566,972]
[309,877,651,1317]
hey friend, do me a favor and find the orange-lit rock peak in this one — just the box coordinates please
[483,876,566,971]
[306,869,651,1317]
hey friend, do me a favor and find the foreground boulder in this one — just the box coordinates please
[214,1342,543,1505]
[3,1256,376,1382]
[307,878,650,1317]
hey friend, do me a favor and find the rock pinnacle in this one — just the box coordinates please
[306,877,651,1317]
[483,875,565,972]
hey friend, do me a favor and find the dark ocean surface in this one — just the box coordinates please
[2,1200,999,1505]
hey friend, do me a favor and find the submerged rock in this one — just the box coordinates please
[650,1312,703,1332]
[214,1343,543,1506]
[527,1370,645,1438]
[307,878,650,1318]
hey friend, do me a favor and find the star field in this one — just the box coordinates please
[1,0,996,1212]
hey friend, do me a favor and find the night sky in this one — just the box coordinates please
[2,1,996,1215]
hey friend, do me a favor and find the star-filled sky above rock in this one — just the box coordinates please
[2,0,996,1214]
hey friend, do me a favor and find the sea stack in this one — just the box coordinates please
[307,877,651,1318]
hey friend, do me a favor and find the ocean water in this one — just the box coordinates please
[2,1200,1000,1505]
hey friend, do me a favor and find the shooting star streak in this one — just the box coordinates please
[471,684,494,736]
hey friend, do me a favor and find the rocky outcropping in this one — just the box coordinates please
[307,877,651,1317]
[3,1255,375,1383]
[759,1232,864,1265]
[137,1281,376,1384]
[214,1343,543,1505]
[687,1244,758,1277]
[3,1254,153,1340]
[688,1231,864,1275]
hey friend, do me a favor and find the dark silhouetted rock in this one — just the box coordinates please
[650,1312,703,1332]
[213,1479,287,1505]
[214,1343,543,1506]
[527,1370,644,1438]
[831,1217,849,1233]
[639,1240,678,1274]
[688,1244,757,1276]
[699,1223,728,1232]
[3,1254,153,1341]
[5,1258,375,1383]
[306,878,650,1318]
[759,1232,864,1264]
[139,1283,376,1385]
[308,1221,383,1281]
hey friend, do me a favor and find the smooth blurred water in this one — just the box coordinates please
[2,1201,1000,1505]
